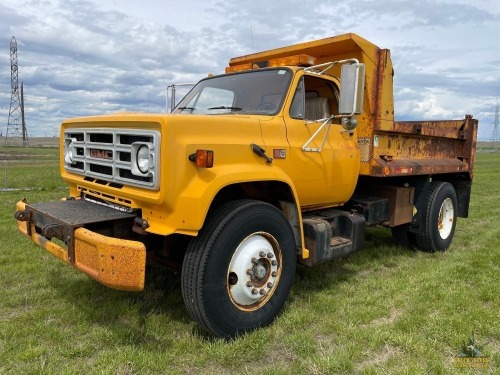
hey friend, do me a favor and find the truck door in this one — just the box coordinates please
[284,74,360,208]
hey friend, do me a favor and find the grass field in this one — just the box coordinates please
[0,146,498,374]
[0,146,64,191]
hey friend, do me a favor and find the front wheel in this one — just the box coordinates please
[415,182,457,252]
[181,200,296,338]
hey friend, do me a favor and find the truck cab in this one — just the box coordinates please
[172,63,361,209]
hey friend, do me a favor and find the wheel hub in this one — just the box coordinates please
[438,197,454,239]
[227,233,281,310]
[252,262,269,282]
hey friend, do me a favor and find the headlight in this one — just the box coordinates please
[64,138,76,164]
[136,145,150,173]
[65,148,73,164]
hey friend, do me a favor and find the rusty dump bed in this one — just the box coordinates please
[360,115,478,179]
[230,33,478,181]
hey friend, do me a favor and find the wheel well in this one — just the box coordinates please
[209,182,301,251]
[431,174,472,218]
[153,182,302,269]
[210,181,293,207]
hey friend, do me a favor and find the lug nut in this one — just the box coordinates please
[267,252,274,258]
[246,269,254,275]
[271,271,278,277]
[246,281,253,287]
[251,288,258,295]
[271,260,278,266]
[259,289,266,295]
[251,257,259,264]
[267,282,274,288]
[259,251,266,257]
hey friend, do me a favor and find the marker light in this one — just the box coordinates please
[225,63,254,73]
[189,150,214,168]
[268,54,317,67]
[226,54,317,73]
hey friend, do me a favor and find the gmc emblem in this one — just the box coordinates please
[90,149,112,160]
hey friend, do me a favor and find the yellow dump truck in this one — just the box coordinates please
[15,33,477,338]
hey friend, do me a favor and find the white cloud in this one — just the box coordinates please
[0,0,499,140]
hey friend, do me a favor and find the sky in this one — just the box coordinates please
[0,0,499,140]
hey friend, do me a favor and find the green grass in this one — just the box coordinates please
[0,147,65,191]
[0,149,498,374]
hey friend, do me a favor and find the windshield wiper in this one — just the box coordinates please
[207,106,242,111]
[177,106,195,111]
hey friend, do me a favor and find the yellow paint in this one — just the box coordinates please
[74,228,145,292]
[282,72,360,208]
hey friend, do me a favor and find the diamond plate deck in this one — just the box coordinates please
[29,199,135,226]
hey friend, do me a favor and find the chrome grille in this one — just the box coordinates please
[64,128,160,190]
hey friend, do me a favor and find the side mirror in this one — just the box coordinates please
[339,63,365,115]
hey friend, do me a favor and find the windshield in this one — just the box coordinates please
[173,68,293,115]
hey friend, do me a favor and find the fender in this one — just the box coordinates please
[143,162,307,258]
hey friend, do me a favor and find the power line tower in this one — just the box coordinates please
[6,36,28,146]
[491,103,500,142]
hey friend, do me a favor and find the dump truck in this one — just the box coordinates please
[14,33,477,338]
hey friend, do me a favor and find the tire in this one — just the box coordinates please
[181,199,296,338]
[391,224,417,250]
[415,182,457,252]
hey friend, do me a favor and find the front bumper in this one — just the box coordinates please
[15,199,146,292]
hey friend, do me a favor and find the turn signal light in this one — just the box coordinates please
[189,150,214,168]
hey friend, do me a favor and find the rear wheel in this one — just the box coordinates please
[181,199,296,338]
[415,182,457,252]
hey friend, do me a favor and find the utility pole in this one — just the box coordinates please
[491,103,500,142]
[6,36,28,146]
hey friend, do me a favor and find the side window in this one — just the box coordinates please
[289,78,304,119]
[290,76,339,121]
